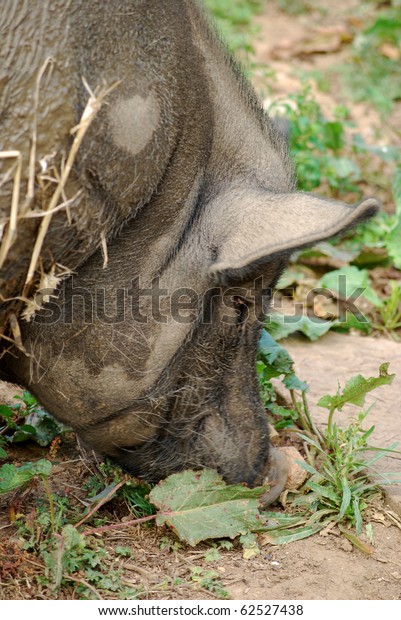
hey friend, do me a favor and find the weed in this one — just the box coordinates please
[371,280,401,339]
[205,0,264,59]
[204,547,221,562]
[276,0,320,16]
[0,390,68,458]
[159,536,184,553]
[270,85,362,195]
[189,566,230,599]
[13,493,139,598]
[257,332,400,544]
[40,524,135,597]
[340,4,401,115]
[82,460,155,519]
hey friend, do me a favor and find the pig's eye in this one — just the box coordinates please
[233,295,249,326]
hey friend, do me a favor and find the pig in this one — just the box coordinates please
[1,0,378,503]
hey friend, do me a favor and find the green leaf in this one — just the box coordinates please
[338,477,352,520]
[331,311,371,335]
[0,405,13,421]
[266,314,335,341]
[283,372,308,392]
[299,241,360,264]
[318,265,383,309]
[297,461,321,476]
[261,523,325,545]
[258,330,295,374]
[24,409,70,447]
[239,532,260,559]
[0,459,52,494]
[353,499,363,536]
[258,331,308,396]
[261,512,308,529]
[317,362,395,412]
[306,482,340,503]
[338,524,373,555]
[149,469,267,546]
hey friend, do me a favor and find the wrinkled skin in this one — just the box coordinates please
[1,1,378,502]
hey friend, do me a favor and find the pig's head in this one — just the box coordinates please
[8,181,377,506]
[103,187,378,494]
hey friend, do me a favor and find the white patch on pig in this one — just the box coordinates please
[109,91,159,155]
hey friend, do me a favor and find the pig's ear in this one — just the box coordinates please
[206,189,379,283]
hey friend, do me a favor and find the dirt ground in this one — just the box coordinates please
[1,422,401,601]
[1,0,401,602]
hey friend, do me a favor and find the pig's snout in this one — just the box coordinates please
[260,447,289,507]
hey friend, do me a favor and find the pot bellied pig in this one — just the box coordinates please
[1,0,378,503]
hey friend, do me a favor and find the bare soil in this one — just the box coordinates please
[1,0,401,602]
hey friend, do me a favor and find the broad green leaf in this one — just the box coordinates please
[0,459,52,494]
[266,314,335,341]
[149,469,266,546]
[258,330,295,376]
[364,16,401,44]
[23,409,70,447]
[317,362,395,411]
[11,424,37,443]
[0,405,13,420]
[258,331,308,393]
[298,241,359,264]
[283,372,308,392]
[332,310,371,335]
[318,265,383,308]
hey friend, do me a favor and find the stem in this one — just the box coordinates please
[75,479,127,528]
[327,405,336,437]
[302,392,325,447]
[64,574,104,599]
[290,390,311,434]
[83,513,157,536]
[42,476,55,532]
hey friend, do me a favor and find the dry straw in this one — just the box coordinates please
[0,58,119,350]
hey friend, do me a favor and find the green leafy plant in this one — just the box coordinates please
[340,4,401,115]
[0,459,52,494]
[82,461,155,520]
[205,0,264,58]
[0,390,68,458]
[257,331,400,543]
[189,566,230,599]
[371,280,401,338]
[291,363,399,539]
[149,468,267,546]
[276,0,312,15]
[270,86,362,195]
